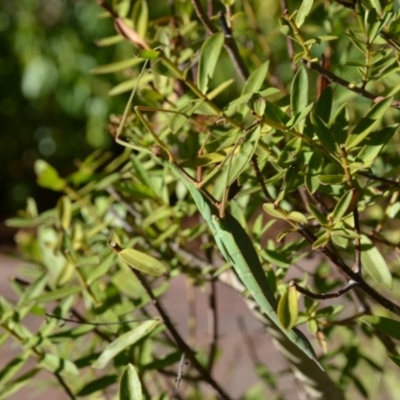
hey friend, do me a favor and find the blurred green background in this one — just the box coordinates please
[0,0,129,234]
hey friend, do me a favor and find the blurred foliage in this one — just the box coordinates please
[2,0,400,399]
[0,0,135,217]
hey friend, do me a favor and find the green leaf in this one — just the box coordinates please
[315,304,344,318]
[57,196,72,230]
[287,211,308,224]
[108,75,152,96]
[360,235,392,290]
[319,175,346,185]
[95,35,124,47]
[238,61,269,115]
[87,252,116,285]
[119,364,143,400]
[93,320,160,369]
[312,233,330,249]
[305,151,324,193]
[114,246,167,276]
[34,160,66,191]
[90,58,143,74]
[296,0,314,28]
[0,368,39,399]
[345,97,393,150]
[222,125,261,187]
[207,79,234,99]
[291,67,308,132]
[263,204,288,220]
[263,100,290,126]
[360,315,400,340]
[33,286,81,303]
[38,353,79,375]
[132,0,148,38]
[278,286,298,330]
[197,33,225,94]
[312,113,336,153]
[332,189,356,222]
[0,355,29,387]
[315,86,332,123]
[308,202,328,226]
[17,274,48,306]
[356,124,398,166]
[138,49,160,59]
[242,61,270,96]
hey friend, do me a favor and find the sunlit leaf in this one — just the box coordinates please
[345,97,393,150]
[360,235,392,290]
[93,320,160,369]
[38,353,79,375]
[197,33,225,94]
[111,244,167,276]
[119,364,143,400]
[278,285,299,330]
[91,58,143,74]
[296,0,314,28]
[34,160,66,191]
[291,67,308,131]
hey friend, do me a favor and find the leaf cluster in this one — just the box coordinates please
[3,0,400,399]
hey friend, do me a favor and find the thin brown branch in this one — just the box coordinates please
[191,0,218,34]
[131,270,232,400]
[291,279,358,300]
[206,279,219,372]
[296,225,400,316]
[357,171,400,187]
[250,155,273,202]
[217,11,249,81]
[302,59,400,110]
[280,0,296,71]
[191,0,249,81]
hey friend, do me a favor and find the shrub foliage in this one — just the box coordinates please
[3,0,400,399]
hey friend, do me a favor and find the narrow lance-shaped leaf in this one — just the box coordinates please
[93,320,160,369]
[132,0,148,39]
[38,353,79,376]
[360,235,392,290]
[296,0,314,28]
[197,33,225,94]
[239,61,269,115]
[345,97,393,150]
[34,160,66,191]
[331,189,357,222]
[224,125,261,187]
[305,151,324,193]
[110,241,167,276]
[90,58,143,74]
[356,124,398,166]
[278,285,299,330]
[57,196,72,230]
[315,86,332,123]
[119,364,143,400]
[312,113,336,153]
[291,67,308,132]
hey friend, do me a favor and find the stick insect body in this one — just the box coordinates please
[114,75,321,367]
[151,145,321,367]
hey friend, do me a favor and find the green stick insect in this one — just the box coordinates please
[114,79,321,368]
